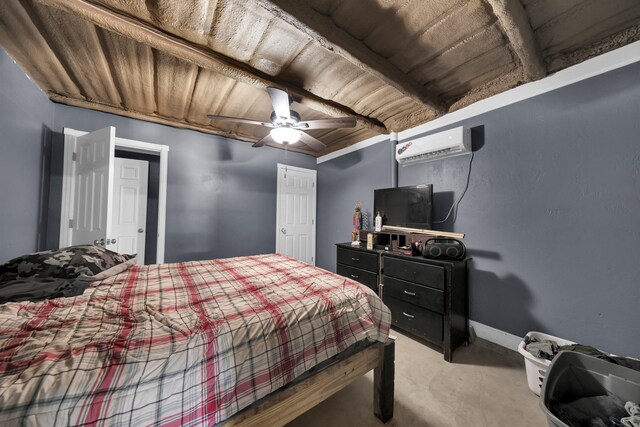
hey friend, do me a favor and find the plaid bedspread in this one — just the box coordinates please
[0,254,390,426]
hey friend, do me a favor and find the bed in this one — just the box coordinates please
[0,250,393,426]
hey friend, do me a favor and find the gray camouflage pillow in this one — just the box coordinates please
[0,245,136,285]
[63,245,136,278]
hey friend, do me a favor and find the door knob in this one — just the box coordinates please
[138,228,144,233]
[93,238,105,246]
[280,228,286,234]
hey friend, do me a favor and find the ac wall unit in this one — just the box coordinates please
[395,126,471,165]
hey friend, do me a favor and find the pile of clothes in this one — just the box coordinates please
[550,398,639,427]
[524,336,640,371]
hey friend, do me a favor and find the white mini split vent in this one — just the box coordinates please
[395,126,471,165]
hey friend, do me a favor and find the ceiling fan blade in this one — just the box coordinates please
[207,115,273,128]
[267,87,291,120]
[298,132,326,151]
[252,133,276,148]
[294,117,357,130]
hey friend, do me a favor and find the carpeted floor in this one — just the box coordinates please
[287,329,547,427]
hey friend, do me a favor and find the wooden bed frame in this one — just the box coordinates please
[222,339,395,426]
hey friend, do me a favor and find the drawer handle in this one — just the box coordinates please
[402,311,415,319]
[351,257,359,261]
[403,290,416,296]
[350,274,359,279]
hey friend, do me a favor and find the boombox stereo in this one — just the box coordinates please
[422,238,466,260]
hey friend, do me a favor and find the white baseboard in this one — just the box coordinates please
[469,320,522,351]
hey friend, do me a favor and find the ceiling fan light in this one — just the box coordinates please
[270,127,301,144]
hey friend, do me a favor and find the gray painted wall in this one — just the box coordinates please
[318,61,640,357]
[52,104,317,262]
[0,49,55,262]
[316,142,394,272]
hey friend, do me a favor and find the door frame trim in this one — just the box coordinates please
[60,128,169,264]
[275,163,317,265]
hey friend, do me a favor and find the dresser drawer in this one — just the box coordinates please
[337,247,378,272]
[384,296,443,345]
[337,263,378,292]
[383,276,444,314]
[384,257,444,290]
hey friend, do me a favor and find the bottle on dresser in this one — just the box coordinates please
[374,211,382,232]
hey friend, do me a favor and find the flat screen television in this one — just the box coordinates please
[374,185,433,229]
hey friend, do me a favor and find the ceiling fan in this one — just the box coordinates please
[207,87,357,151]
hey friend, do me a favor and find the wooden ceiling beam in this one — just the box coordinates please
[486,0,547,81]
[35,0,388,134]
[485,0,546,80]
[255,0,446,117]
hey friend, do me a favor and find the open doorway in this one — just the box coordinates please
[59,128,169,264]
[114,150,158,265]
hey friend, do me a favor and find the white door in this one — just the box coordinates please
[71,127,115,248]
[276,164,316,264]
[109,158,148,264]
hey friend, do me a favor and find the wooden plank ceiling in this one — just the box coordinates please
[1,0,639,156]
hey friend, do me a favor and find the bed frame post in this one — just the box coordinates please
[374,338,395,422]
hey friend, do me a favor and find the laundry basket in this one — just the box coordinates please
[540,351,640,427]
[517,331,575,396]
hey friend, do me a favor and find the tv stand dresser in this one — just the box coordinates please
[336,241,469,362]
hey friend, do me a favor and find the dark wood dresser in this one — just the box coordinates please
[336,243,469,362]
[336,245,379,293]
